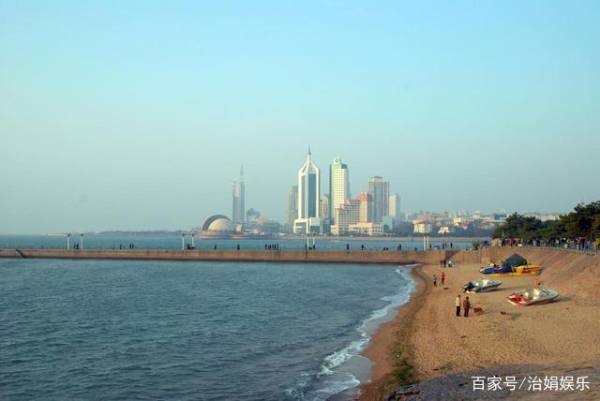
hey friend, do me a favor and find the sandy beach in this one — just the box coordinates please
[359,248,600,400]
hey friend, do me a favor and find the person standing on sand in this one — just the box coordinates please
[463,296,471,317]
[455,294,461,317]
[433,274,438,287]
[441,271,446,285]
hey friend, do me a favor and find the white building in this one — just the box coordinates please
[348,222,384,236]
[232,166,245,224]
[294,149,322,234]
[388,193,400,219]
[329,158,350,224]
[330,199,360,236]
[413,222,432,234]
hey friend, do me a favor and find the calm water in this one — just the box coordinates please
[0,258,414,401]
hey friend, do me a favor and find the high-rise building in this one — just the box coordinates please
[288,185,298,229]
[357,192,373,223]
[232,166,245,224]
[368,176,389,223]
[294,149,321,234]
[330,199,360,235]
[320,194,330,221]
[389,193,401,219]
[329,158,349,224]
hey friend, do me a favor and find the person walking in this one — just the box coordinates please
[455,294,461,317]
[441,271,446,286]
[433,274,438,287]
[463,296,471,318]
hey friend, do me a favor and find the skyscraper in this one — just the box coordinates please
[368,176,389,223]
[389,193,401,220]
[320,194,330,221]
[329,158,349,224]
[358,192,373,223]
[294,149,321,234]
[287,185,298,229]
[232,166,245,224]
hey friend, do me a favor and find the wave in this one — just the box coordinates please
[290,265,416,401]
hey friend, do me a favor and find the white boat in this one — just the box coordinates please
[507,288,559,306]
[463,278,502,293]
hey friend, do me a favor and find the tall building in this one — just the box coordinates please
[287,185,298,229]
[329,158,350,224]
[358,192,373,223]
[368,176,389,223]
[389,193,401,219]
[294,149,321,234]
[320,194,330,221]
[232,166,245,224]
[330,199,360,235]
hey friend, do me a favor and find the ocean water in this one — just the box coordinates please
[0,258,415,401]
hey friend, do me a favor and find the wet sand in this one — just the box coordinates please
[358,248,600,400]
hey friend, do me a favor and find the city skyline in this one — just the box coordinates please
[1,2,599,234]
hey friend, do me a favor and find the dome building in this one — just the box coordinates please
[198,215,236,238]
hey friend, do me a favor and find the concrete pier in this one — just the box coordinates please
[0,248,457,265]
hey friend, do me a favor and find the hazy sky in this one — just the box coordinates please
[1,1,599,234]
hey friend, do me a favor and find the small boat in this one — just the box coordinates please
[507,288,559,306]
[463,278,502,293]
[480,253,542,277]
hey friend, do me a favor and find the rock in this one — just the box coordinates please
[385,384,420,400]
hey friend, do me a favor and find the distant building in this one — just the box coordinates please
[413,222,432,234]
[294,149,322,234]
[288,185,298,229]
[198,215,238,239]
[381,216,395,232]
[357,192,373,223]
[232,166,245,224]
[329,158,350,224]
[320,194,330,221]
[438,226,453,235]
[368,176,389,223]
[348,222,384,236]
[388,194,400,220]
[330,199,360,235]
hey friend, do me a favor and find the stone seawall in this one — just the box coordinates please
[0,248,454,265]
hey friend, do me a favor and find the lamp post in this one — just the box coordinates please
[181,234,185,250]
[80,233,84,250]
[66,233,71,249]
[191,234,195,249]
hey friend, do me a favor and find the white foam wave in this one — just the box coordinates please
[290,265,417,401]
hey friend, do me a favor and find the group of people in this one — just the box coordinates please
[439,259,453,268]
[432,267,472,318]
[264,244,279,250]
[432,271,446,287]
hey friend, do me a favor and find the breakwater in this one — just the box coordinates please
[0,248,455,265]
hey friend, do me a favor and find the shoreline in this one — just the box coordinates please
[355,247,600,401]
[357,264,431,401]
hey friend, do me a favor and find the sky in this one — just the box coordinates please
[1,1,599,234]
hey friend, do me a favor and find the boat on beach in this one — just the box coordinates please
[463,277,502,293]
[480,253,542,277]
[507,288,559,306]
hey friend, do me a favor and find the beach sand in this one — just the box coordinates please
[358,248,600,400]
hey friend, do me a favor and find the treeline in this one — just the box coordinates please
[492,201,600,241]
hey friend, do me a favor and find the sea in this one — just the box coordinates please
[0,234,463,401]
